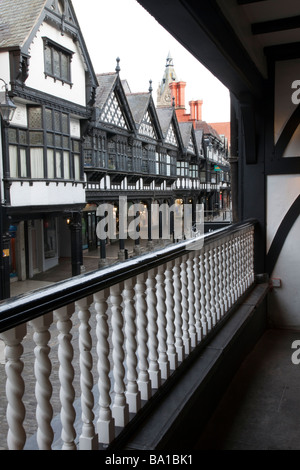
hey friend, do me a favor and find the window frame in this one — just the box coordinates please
[43,37,73,86]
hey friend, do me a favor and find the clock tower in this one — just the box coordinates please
[157,52,178,107]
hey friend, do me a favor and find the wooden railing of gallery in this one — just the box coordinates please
[0,220,255,450]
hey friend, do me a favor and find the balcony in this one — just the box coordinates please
[0,220,269,451]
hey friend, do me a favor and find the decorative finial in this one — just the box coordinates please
[115,57,120,74]
[172,96,175,108]
[149,79,153,94]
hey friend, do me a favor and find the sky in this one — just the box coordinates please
[72,0,230,123]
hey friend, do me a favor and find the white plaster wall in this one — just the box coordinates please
[10,102,28,128]
[0,53,10,87]
[267,174,300,328]
[26,22,86,106]
[10,181,86,206]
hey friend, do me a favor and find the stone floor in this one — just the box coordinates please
[195,328,300,450]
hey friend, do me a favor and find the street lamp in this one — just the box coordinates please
[0,79,16,123]
[0,79,16,299]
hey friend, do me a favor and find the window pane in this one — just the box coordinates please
[54,112,61,132]
[72,140,80,153]
[55,134,62,147]
[30,132,43,145]
[61,53,69,81]
[20,149,27,177]
[63,136,69,148]
[53,49,60,77]
[28,107,42,128]
[47,132,54,146]
[62,113,68,134]
[64,151,70,179]
[30,148,44,178]
[19,130,27,145]
[8,129,17,144]
[74,154,80,180]
[45,109,53,130]
[56,152,62,178]
[47,149,54,178]
[44,46,52,75]
[9,146,18,177]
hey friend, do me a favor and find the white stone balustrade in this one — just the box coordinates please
[0,223,255,450]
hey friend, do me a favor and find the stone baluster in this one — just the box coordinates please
[232,235,238,302]
[209,244,217,327]
[187,252,197,347]
[199,249,207,337]
[180,254,191,354]
[193,251,202,342]
[0,325,27,450]
[155,264,170,379]
[236,233,243,297]
[204,245,212,332]
[123,278,141,412]
[54,305,76,450]
[76,297,98,450]
[165,261,178,370]
[146,269,161,389]
[94,289,114,445]
[135,272,151,400]
[213,244,221,322]
[110,283,129,427]
[173,257,184,362]
[241,230,247,293]
[218,243,225,318]
[30,313,54,450]
[226,237,232,310]
[249,227,255,284]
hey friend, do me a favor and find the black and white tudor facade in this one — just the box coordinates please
[0,0,230,291]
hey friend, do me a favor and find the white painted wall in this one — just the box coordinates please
[267,175,300,328]
[26,22,86,106]
[10,181,86,206]
[0,53,10,87]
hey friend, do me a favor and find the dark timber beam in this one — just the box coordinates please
[237,0,267,4]
[252,16,300,35]
[136,0,265,101]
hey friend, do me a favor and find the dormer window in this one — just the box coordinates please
[43,38,73,86]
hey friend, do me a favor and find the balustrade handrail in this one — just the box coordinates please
[0,219,257,334]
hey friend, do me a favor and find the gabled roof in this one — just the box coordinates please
[95,73,118,110]
[156,107,174,136]
[0,0,98,88]
[194,128,204,148]
[95,72,136,132]
[178,122,193,148]
[126,93,150,125]
[156,106,183,149]
[0,0,46,49]
[126,92,164,140]
[195,120,223,142]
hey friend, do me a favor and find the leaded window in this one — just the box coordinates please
[165,123,178,147]
[139,110,156,139]
[8,106,81,181]
[177,161,189,177]
[100,92,128,129]
[43,38,73,85]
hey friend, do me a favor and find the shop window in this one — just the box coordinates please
[44,218,57,259]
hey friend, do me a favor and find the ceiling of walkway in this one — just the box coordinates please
[137,0,300,99]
